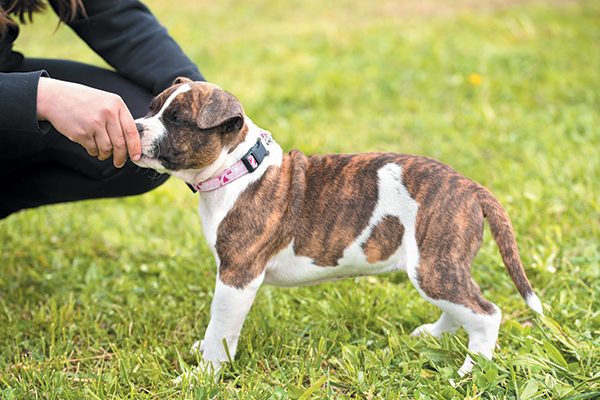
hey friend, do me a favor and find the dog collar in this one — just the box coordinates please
[187,131,272,193]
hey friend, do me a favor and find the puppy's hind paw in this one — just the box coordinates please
[457,355,475,377]
[410,323,437,338]
[173,360,223,386]
[190,340,205,355]
[172,366,201,386]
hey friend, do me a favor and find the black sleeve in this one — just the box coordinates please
[0,70,51,134]
[49,0,204,95]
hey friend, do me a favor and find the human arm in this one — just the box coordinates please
[0,70,51,134]
[2,0,203,167]
[36,77,140,167]
[49,0,204,95]
[0,71,139,167]
[43,0,204,166]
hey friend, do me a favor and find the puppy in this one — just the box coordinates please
[134,78,543,378]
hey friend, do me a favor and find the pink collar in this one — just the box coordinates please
[188,131,272,193]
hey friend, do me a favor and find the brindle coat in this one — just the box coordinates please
[134,80,542,378]
[141,79,535,316]
[217,152,533,315]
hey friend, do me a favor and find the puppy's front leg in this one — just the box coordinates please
[197,272,264,372]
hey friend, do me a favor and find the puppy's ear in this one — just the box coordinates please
[172,76,193,85]
[197,89,244,133]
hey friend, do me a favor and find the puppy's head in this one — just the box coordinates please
[134,78,246,175]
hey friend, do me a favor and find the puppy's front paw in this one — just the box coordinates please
[172,360,222,386]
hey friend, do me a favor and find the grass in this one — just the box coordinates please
[1,0,599,398]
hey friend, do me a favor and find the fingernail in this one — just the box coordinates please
[133,154,141,161]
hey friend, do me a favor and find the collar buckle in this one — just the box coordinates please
[241,138,270,173]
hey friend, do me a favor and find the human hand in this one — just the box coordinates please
[36,77,141,168]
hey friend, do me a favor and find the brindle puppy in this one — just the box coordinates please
[134,78,543,379]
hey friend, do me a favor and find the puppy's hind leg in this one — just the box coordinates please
[410,312,460,338]
[409,256,501,376]
[454,300,501,376]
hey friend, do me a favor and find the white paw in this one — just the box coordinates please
[457,356,474,377]
[190,340,205,355]
[410,323,437,337]
[172,366,201,386]
[172,360,222,386]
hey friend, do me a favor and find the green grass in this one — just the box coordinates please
[2,0,599,398]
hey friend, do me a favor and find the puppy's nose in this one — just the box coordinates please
[136,122,145,138]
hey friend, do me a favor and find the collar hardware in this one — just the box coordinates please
[186,131,272,193]
[241,138,269,173]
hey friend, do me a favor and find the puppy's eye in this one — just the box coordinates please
[165,110,184,125]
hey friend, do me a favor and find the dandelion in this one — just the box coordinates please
[468,73,482,86]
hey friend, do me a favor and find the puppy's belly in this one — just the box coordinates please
[264,239,413,287]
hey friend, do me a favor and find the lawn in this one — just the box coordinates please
[1,0,599,398]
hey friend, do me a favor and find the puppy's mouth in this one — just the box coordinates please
[137,144,159,163]
[132,152,156,168]
[133,148,173,174]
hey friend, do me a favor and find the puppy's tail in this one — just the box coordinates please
[477,187,543,315]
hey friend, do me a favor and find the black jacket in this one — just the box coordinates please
[0,0,203,134]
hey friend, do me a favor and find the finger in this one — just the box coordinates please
[66,130,99,157]
[94,129,113,161]
[106,115,127,168]
[119,106,141,161]
[84,135,99,157]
